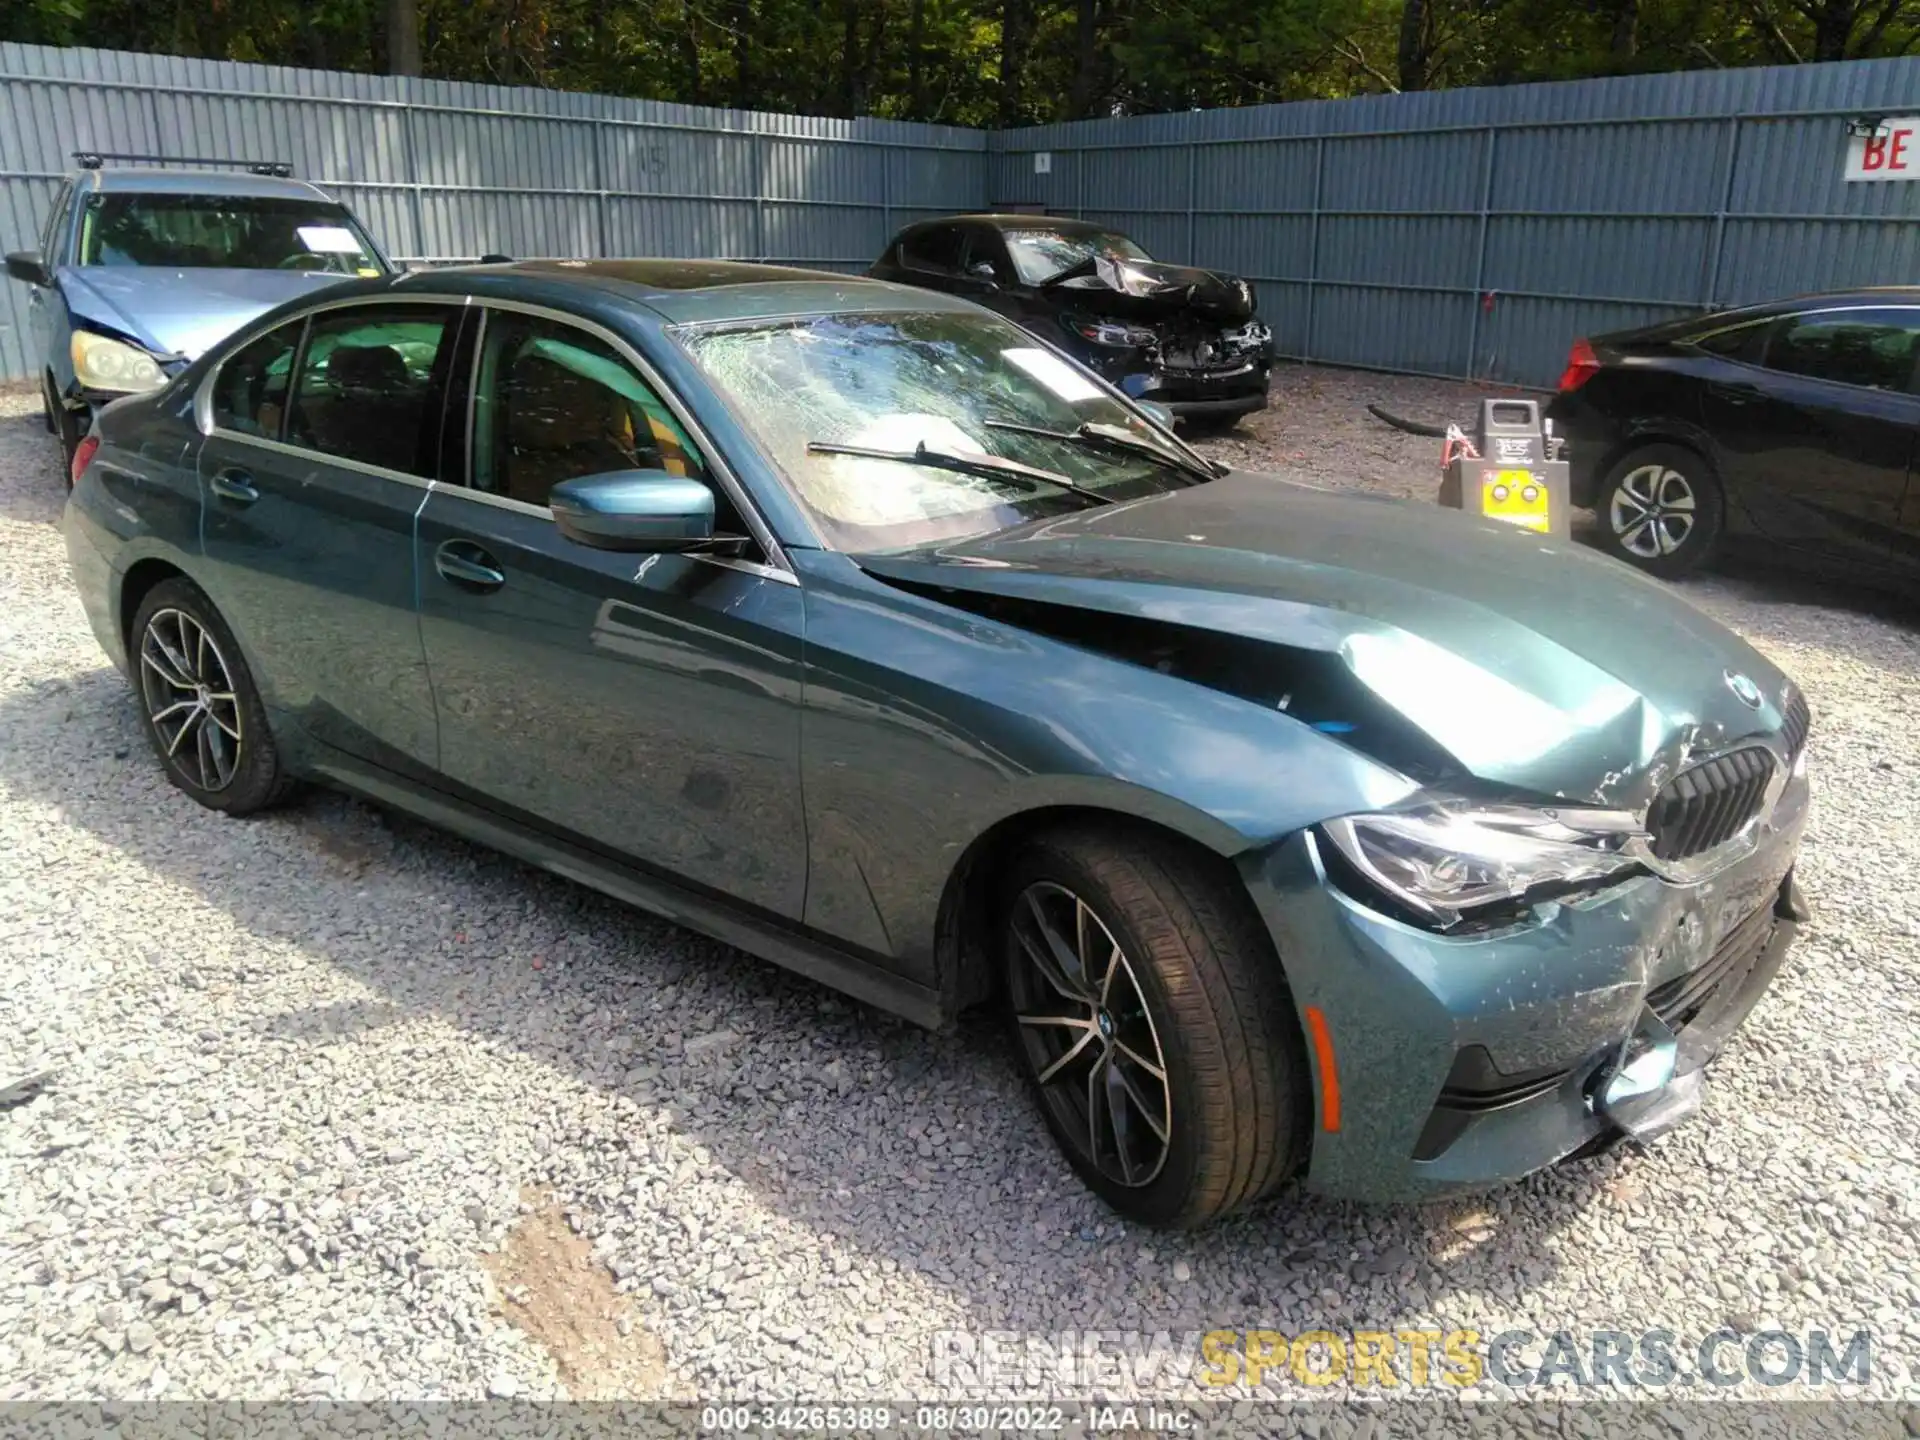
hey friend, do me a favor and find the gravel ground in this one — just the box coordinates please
[2,369,1918,1424]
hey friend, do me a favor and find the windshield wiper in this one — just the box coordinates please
[984,418,1221,482]
[804,440,1115,506]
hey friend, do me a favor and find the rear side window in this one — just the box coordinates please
[211,320,304,439]
[901,225,965,274]
[1693,321,1767,364]
[285,305,453,476]
[1762,308,1920,392]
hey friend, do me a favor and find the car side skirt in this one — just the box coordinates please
[303,744,949,1032]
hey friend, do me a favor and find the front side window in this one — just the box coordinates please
[285,305,452,476]
[211,320,303,438]
[471,312,706,509]
[1762,308,1920,392]
[79,193,385,275]
[1002,228,1151,286]
[680,308,1208,551]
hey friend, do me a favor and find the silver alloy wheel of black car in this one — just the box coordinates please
[1609,462,1697,559]
[138,607,245,792]
[1008,880,1172,1187]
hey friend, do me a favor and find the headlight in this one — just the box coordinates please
[71,330,167,394]
[1320,800,1645,929]
[1071,318,1157,348]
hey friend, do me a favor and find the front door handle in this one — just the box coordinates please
[1707,381,1761,405]
[434,539,506,593]
[208,468,259,504]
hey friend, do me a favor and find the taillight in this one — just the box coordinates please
[70,435,100,486]
[1557,337,1601,392]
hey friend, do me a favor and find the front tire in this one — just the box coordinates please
[130,579,294,815]
[1001,826,1308,1228]
[42,373,79,483]
[1594,443,1723,579]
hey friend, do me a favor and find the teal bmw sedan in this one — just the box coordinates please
[63,261,1811,1228]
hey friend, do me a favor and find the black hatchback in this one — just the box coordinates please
[870,214,1273,428]
[1547,290,1920,592]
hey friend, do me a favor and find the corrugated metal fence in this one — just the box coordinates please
[5,42,1920,387]
[0,41,986,382]
[992,58,1920,386]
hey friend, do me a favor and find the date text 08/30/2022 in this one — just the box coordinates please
[700,1406,1195,1433]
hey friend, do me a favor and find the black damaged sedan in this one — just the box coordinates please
[871,214,1273,427]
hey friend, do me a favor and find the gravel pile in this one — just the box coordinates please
[2,372,1916,1417]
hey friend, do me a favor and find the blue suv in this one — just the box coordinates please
[5,155,390,478]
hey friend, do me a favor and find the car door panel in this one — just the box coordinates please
[415,305,807,919]
[201,441,440,765]
[415,496,808,919]
[1701,307,1920,580]
[196,302,456,770]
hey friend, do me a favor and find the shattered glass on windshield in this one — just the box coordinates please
[679,310,1201,550]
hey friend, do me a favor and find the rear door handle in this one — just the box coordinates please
[208,468,259,503]
[434,539,506,593]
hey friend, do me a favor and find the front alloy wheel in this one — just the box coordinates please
[1000,827,1308,1228]
[1009,881,1173,1188]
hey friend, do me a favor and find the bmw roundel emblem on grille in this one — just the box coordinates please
[1725,670,1763,709]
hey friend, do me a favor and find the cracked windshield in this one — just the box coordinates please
[679,310,1206,550]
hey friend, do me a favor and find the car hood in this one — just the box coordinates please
[1051,255,1256,324]
[59,266,354,359]
[854,474,1795,810]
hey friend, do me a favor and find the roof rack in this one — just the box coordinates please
[72,151,295,178]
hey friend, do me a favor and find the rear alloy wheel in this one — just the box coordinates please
[130,579,294,815]
[1002,827,1308,1228]
[1595,444,1723,580]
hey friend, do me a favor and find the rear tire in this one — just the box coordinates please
[1000,825,1308,1228]
[1593,443,1723,579]
[129,578,295,816]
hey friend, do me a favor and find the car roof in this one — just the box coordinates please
[1702,287,1920,326]
[405,258,983,324]
[903,213,1122,237]
[79,167,334,202]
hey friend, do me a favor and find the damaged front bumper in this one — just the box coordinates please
[1241,765,1811,1202]
[1072,343,1272,421]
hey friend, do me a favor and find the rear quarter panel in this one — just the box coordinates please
[63,390,204,671]
[1552,348,1719,507]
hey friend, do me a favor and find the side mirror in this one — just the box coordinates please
[5,250,52,287]
[965,261,999,287]
[550,470,725,553]
[1137,400,1176,431]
